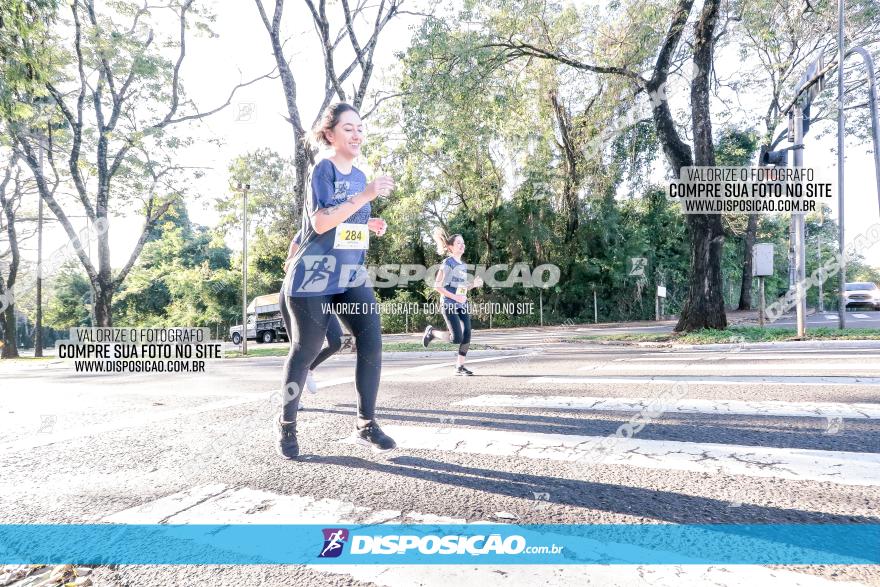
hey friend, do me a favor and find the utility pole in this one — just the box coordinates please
[34,134,44,357]
[792,106,808,337]
[817,231,824,313]
[837,0,846,330]
[765,56,827,336]
[239,183,250,356]
[592,285,598,324]
[539,288,543,327]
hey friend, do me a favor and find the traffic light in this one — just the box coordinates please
[759,144,787,166]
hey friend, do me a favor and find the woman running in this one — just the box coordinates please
[422,227,483,375]
[277,102,394,459]
[281,231,344,407]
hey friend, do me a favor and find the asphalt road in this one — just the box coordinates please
[1,338,879,586]
[768,310,880,329]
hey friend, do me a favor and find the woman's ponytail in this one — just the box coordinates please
[432,226,462,256]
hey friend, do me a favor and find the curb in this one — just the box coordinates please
[671,339,880,351]
[559,338,880,351]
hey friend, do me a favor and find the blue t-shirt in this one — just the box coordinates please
[441,256,469,308]
[285,159,370,297]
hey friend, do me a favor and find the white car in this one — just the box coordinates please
[229,317,256,345]
[844,282,880,310]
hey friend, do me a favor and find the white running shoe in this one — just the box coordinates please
[306,372,318,394]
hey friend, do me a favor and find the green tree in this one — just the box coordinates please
[113,203,235,332]
[3,0,264,326]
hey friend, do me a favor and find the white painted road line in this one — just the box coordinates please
[378,425,880,486]
[0,353,534,455]
[531,375,880,386]
[102,486,866,586]
[329,565,866,587]
[454,395,880,419]
[108,485,406,525]
[851,313,871,319]
[0,397,262,455]
[578,362,880,372]
[624,354,880,362]
[316,352,535,387]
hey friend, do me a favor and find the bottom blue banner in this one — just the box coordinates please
[0,524,877,565]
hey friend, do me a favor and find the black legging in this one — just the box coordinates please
[278,285,381,422]
[441,304,472,357]
[279,290,345,371]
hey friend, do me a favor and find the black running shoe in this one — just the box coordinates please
[274,416,299,459]
[422,325,434,348]
[355,420,397,453]
[455,365,473,376]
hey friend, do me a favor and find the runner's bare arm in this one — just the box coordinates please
[310,195,371,234]
[310,176,393,234]
[433,266,466,304]
[283,240,300,272]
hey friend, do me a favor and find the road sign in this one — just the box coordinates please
[657,285,667,298]
[753,243,774,277]
[796,55,825,109]
[630,257,647,277]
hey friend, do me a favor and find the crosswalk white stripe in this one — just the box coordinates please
[102,486,867,586]
[319,352,535,388]
[824,314,838,320]
[0,352,534,455]
[624,354,880,362]
[104,485,414,525]
[328,565,865,587]
[851,313,871,319]
[0,397,261,455]
[531,375,880,386]
[454,394,880,419]
[375,425,880,486]
[578,362,880,372]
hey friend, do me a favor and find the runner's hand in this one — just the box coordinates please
[368,217,387,236]
[472,276,484,288]
[365,176,394,201]
[454,294,467,304]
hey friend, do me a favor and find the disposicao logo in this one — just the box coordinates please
[350,534,528,555]
[318,528,349,558]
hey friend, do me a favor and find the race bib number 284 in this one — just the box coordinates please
[334,223,369,250]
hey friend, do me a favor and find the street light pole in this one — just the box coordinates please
[837,0,847,330]
[792,107,807,338]
[817,231,824,313]
[239,183,250,356]
[34,134,45,357]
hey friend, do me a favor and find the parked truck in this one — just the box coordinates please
[229,293,356,348]
[229,294,288,344]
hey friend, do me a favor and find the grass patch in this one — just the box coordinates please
[571,333,673,343]
[224,347,290,358]
[569,325,880,345]
[224,342,492,358]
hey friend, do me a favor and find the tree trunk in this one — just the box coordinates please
[293,142,312,210]
[92,278,113,327]
[674,0,726,332]
[677,215,727,330]
[1,302,19,359]
[256,0,311,203]
[738,214,758,309]
[0,157,21,357]
[549,90,579,241]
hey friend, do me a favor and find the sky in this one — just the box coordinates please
[17,0,880,275]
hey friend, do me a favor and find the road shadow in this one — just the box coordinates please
[318,404,880,453]
[301,454,880,527]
